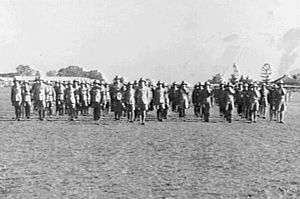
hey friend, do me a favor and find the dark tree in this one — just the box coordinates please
[16,65,37,76]
[46,70,58,77]
[208,73,223,84]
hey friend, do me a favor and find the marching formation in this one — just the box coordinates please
[10,76,288,124]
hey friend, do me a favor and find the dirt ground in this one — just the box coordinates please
[0,87,299,199]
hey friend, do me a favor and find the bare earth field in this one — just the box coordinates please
[0,87,299,199]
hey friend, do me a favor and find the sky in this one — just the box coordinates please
[0,0,299,83]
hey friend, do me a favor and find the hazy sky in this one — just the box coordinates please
[0,0,299,83]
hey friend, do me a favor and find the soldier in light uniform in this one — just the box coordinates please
[259,83,269,119]
[249,83,261,123]
[21,81,32,119]
[275,80,287,123]
[225,83,235,123]
[73,80,81,118]
[55,81,65,116]
[79,82,89,116]
[103,83,111,115]
[90,80,104,121]
[202,82,212,122]
[11,79,22,121]
[33,79,47,121]
[65,81,76,121]
[154,81,167,121]
[135,78,149,125]
[124,82,136,122]
[217,83,227,117]
[45,81,56,117]
[177,81,190,118]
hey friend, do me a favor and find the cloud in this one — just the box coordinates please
[278,28,300,74]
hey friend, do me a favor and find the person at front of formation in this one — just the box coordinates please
[33,79,47,121]
[224,83,235,123]
[177,81,190,118]
[249,83,261,123]
[45,81,56,117]
[11,79,22,121]
[242,83,250,120]
[65,81,77,121]
[268,84,278,121]
[55,81,65,116]
[154,81,167,121]
[202,82,212,122]
[73,80,81,118]
[218,83,227,118]
[192,82,202,118]
[135,78,149,125]
[90,80,104,121]
[275,80,287,123]
[234,82,244,118]
[124,82,136,122]
[259,83,269,119]
[79,82,89,116]
[21,81,32,119]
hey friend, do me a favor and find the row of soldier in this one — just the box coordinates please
[11,77,287,124]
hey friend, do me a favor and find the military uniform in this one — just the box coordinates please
[124,82,136,122]
[275,81,287,123]
[249,84,261,123]
[65,83,77,121]
[154,81,168,121]
[79,83,89,116]
[234,84,243,117]
[135,79,149,124]
[55,82,65,115]
[90,81,104,121]
[177,82,189,118]
[259,84,269,119]
[192,83,203,117]
[21,82,32,119]
[202,82,212,122]
[45,82,56,116]
[11,80,22,120]
[225,84,235,123]
[33,81,47,120]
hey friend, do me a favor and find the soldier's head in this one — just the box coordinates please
[204,81,210,89]
[181,81,187,88]
[243,83,249,90]
[157,81,162,88]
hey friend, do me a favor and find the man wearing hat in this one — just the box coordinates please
[275,80,287,123]
[169,82,179,112]
[225,83,235,123]
[268,84,278,121]
[242,83,250,119]
[248,83,261,123]
[32,79,47,120]
[11,79,22,121]
[45,81,56,117]
[217,83,227,117]
[79,82,89,116]
[178,81,190,118]
[124,82,136,122]
[73,80,81,118]
[90,80,104,121]
[192,82,202,118]
[259,83,269,119]
[202,82,212,122]
[154,81,168,121]
[55,81,65,116]
[135,78,149,124]
[234,82,244,118]
[21,81,32,119]
[65,81,77,121]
